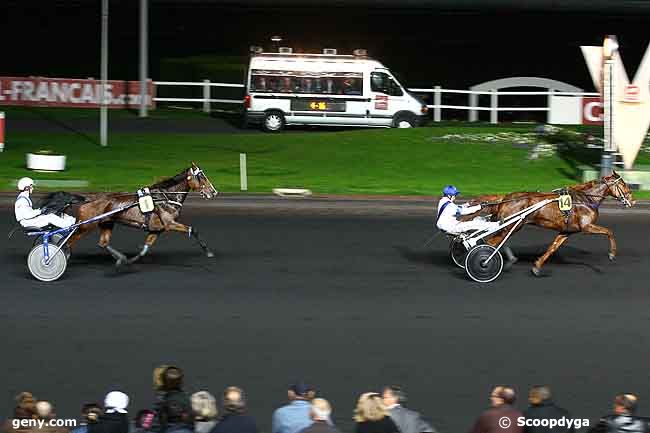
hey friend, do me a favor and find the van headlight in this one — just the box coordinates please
[421,105,428,114]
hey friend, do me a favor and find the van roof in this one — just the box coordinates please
[253,52,375,61]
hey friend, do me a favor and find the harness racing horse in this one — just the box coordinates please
[67,163,218,266]
[484,172,634,276]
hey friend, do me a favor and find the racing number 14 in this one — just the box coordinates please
[558,194,572,211]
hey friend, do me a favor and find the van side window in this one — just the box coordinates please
[251,70,362,95]
[371,72,403,96]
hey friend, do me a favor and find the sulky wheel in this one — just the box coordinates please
[32,233,71,260]
[27,244,68,282]
[450,237,468,269]
[464,244,503,283]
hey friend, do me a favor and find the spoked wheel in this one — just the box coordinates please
[32,233,71,260]
[27,244,68,282]
[465,244,503,283]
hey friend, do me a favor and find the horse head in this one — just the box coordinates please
[187,162,218,199]
[604,171,635,207]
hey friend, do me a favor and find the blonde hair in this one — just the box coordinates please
[354,393,388,422]
[35,401,53,418]
[191,391,218,420]
[311,398,332,420]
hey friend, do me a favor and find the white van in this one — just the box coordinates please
[243,48,428,132]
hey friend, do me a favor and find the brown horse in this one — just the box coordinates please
[67,163,218,266]
[482,172,634,276]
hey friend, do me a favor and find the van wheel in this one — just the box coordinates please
[393,114,415,128]
[263,111,285,132]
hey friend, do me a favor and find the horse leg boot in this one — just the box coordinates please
[189,226,215,258]
[128,233,159,264]
[532,234,568,277]
[97,225,127,266]
[164,221,215,258]
[502,246,518,271]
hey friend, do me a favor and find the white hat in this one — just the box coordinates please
[104,391,129,414]
[17,177,34,191]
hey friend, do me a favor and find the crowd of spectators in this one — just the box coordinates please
[2,366,648,433]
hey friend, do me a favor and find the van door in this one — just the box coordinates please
[367,70,407,127]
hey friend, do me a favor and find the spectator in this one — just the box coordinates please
[467,386,523,433]
[132,410,155,433]
[35,401,69,433]
[272,381,316,433]
[152,365,193,433]
[382,385,436,433]
[587,394,649,433]
[70,404,102,433]
[523,386,573,433]
[191,392,218,433]
[90,391,129,433]
[211,386,258,433]
[354,392,399,433]
[298,399,340,433]
[2,392,38,433]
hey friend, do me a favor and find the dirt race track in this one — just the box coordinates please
[1,201,649,433]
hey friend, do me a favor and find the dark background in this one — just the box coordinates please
[2,0,649,89]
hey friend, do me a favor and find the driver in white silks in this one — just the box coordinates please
[14,177,76,229]
[436,185,518,268]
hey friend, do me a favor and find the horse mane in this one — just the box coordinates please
[150,169,189,190]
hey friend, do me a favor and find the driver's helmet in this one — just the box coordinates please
[17,177,34,191]
[442,185,459,196]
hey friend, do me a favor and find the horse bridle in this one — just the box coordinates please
[190,167,218,199]
[603,176,632,207]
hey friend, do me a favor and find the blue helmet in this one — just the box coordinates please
[443,185,459,196]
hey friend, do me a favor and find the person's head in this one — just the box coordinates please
[222,386,247,415]
[134,410,155,430]
[442,185,459,201]
[614,394,638,415]
[14,392,36,419]
[288,381,315,401]
[17,177,34,194]
[80,404,103,424]
[382,385,406,407]
[354,392,388,423]
[528,386,552,406]
[191,391,218,422]
[104,391,129,414]
[154,365,184,392]
[490,386,516,407]
[310,398,332,422]
[35,401,53,419]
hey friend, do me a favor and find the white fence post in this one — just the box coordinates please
[469,93,478,122]
[546,89,555,123]
[240,153,248,191]
[490,89,498,124]
[433,86,441,122]
[203,79,211,113]
[0,112,5,152]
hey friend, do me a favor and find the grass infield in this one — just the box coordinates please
[2,108,649,198]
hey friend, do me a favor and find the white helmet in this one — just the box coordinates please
[17,177,34,191]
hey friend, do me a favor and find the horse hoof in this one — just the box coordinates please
[608,253,616,261]
[531,266,541,277]
[206,251,215,258]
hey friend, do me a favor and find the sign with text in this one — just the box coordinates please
[582,97,603,125]
[0,77,155,108]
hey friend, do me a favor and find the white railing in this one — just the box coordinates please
[154,80,245,112]
[409,86,599,123]
[153,80,599,123]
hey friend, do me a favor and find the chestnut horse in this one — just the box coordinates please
[67,163,218,266]
[478,172,634,276]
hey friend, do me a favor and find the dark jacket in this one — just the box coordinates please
[355,417,400,433]
[523,401,573,433]
[468,404,524,433]
[299,421,342,433]
[89,412,129,433]
[210,414,258,433]
[588,415,650,433]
